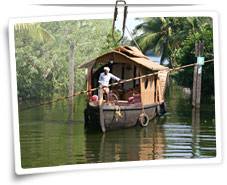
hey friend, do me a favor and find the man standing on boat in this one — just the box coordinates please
[98,66,120,102]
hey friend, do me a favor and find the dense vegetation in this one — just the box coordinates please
[133,17,214,96]
[15,19,119,100]
[15,17,214,102]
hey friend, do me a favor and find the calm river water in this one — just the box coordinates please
[19,84,216,168]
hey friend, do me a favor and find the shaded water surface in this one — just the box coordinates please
[19,85,216,168]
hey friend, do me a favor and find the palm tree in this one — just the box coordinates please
[15,23,55,42]
[134,17,174,67]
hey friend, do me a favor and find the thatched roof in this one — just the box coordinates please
[79,46,168,71]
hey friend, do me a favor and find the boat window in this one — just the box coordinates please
[144,78,149,89]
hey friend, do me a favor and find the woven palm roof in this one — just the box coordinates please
[79,46,168,71]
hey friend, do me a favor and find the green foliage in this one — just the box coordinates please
[133,17,214,96]
[172,20,214,95]
[15,17,215,100]
[15,19,118,100]
[15,23,55,43]
[133,17,175,66]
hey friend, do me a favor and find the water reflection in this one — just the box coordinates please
[19,85,216,168]
[85,119,165,163]
[138,118,165,160]
[192,108,201,158]
[66,124,74,164]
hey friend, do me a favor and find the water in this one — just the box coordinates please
[19,84,216,168]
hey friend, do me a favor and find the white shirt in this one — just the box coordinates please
[98,72,120,86]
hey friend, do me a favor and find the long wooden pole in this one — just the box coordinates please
[191,107,200,156]
[20,59,213,111]
[195,66,202,108]
[98,87,106,132]
[192,41,204,108]
[192,65,198,107]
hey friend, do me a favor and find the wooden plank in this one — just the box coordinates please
[156,79,160,103]
[158,79,162,103]
[151,76,155,103]
[140,75,153,105]
[146,78,153,104]
[157,70,169,103]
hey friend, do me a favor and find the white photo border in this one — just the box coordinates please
[9,10,221,175]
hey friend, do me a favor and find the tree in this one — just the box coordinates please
[172,19,214,96]
[133,17,175,66]
[68,42,75,121]
[133,17,214,96]
[15,23,55,42]
[15,19,119,102]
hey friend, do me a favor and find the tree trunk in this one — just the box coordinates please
[160,43,167,66]
[67,41,75,122]
[160,43,173,68]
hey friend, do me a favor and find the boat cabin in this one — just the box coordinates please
[80,46,169,106]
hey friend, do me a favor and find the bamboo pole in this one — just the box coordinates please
[20,59,214,111]
[98,87,106,132]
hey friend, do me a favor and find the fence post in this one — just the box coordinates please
[192,41,205,108]
[192,65,198,107]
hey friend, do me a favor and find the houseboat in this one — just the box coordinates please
[80,46,169,132]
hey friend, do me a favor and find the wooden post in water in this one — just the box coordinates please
[195,66,202,108]
[191,107,201,157]
[98,87,106,133]
[192,65,198,107]
[192,41,204,109]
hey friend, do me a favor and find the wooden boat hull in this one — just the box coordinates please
[84,102,161,132]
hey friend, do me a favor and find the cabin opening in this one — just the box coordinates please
[80,46,169,106]
[89,62,162,106]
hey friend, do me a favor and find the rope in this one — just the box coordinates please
[125,25,143,52]
[20,59,214,111]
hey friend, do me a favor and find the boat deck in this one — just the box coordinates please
[89,100,158,110]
